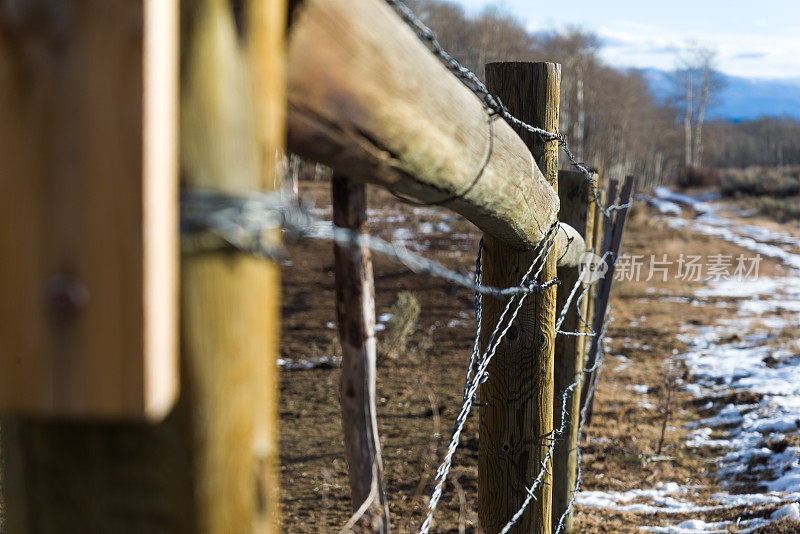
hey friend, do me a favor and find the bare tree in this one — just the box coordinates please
[675,45,724,168]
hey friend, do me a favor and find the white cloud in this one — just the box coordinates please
[524,20,800,79]
[595,25,800,79]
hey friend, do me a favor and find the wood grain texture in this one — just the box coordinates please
[556,223,585,268]
[246,0,285,529]
[333,177,389,532]
[552,170,596,533]
[179,0,284,530]
[479,62,560,533]
[1,0,285,531]
[0,0,178,418]
[286,0,559,250]
[581,177,635,427]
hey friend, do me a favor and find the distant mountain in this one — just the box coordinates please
[638,68,800,122]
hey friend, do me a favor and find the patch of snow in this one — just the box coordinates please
[768,466,800,492]
[771,501,800,521]
[392,228,414,241]
[278,355,340,371]
[653,186,714,214]
[639,193,682,215]
[419,222,434,234]
[615,354,632,372]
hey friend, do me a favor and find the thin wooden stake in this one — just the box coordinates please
[333,176,389,532]
[581,176,636,427]
[583,176,606,355]
[578,179,617,427]
[552,170,596,533]
[479,62,560,533]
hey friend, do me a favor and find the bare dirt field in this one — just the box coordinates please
[279,180,800,533]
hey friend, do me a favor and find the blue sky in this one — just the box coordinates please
[453,0,800,79]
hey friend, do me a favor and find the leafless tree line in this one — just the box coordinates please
[705,118,800,168]
[406,0,800,187]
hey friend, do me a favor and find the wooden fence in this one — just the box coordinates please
[0,0,634,532]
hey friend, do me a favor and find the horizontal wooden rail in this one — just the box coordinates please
[556,223,585,268]
[286,0,559,250]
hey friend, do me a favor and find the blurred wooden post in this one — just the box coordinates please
[0,0,179,419]
[179,0,285,530]
[1,0,285,532]
[581,176,636,426]
[332,177,389,532]
[579,179,617,426]
[479,62,560,533]
[583,175,606,351]
[552,170,596,533]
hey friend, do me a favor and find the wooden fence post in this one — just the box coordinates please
[581,176,636,427]
[332,177,389,532]
[551,170,596,533]
[479,62,560,533]
[1,0,285,532]
[578,179,617,426]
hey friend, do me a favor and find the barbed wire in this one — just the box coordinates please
[383,0,612,214]
[421,242,621,533]
[555,250,614,337]
[462,238,486,404]
[182,0,641,518]
[419,228,560,533]
[181,189,560,299]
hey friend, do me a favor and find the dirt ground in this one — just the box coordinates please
[279,180,800,533]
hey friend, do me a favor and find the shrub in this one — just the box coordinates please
[676,166,721,188]
[720,166,800,198]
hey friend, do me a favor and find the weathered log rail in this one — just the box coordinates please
[286,0,567,251]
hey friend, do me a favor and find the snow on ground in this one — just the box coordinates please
[665,211,800,271]
[577,481,800,513]
[667,195,800,497]
[653,186,717,214]
[580,189,800,531]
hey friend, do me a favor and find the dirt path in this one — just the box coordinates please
[279,181,800,532]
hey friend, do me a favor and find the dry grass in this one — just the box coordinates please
[379,292,421,361]
[720,166,800,198]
